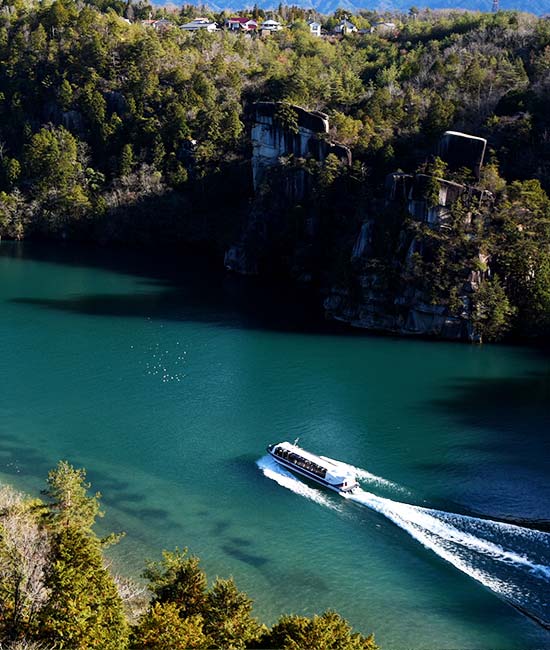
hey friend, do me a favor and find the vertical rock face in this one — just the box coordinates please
[438,131,487,180]
[226,114,492,342]
[249,102,351,193]
[224,102,351,275]
[325,131,492,342]
[399,174,490,228]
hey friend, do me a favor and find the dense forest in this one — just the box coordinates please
[0,3,549,339]
[0,461,377,649]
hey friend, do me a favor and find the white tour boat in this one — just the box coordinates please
[267,441,359,493]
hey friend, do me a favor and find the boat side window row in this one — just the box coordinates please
[274,447,327,479]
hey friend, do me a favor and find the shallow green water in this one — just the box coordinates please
[0,241,549,649]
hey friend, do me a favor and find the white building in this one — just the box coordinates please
[226,17,258,31]
[180,18,217,32]
[261,19,282,31]
[307,20,321,36]
[370,21,397,34]
[334,19,357,35]
[151,18,173,31]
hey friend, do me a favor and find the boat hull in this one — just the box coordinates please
[267,449,357,493]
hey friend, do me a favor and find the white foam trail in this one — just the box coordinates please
[256,456,341,511]
[346,489,513,595]
[321,458,410,495]
[346,489,550,590]
[258,456,550,624]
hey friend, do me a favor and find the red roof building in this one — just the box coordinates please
[226,17,258,31]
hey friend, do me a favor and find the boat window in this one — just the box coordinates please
[273,448,328,479]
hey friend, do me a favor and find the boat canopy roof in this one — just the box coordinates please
[271,441,355,483]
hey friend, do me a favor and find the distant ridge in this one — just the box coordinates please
[153,0,549,15]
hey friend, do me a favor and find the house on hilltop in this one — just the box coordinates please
[151,18,173,31]
[307,20,322,36]
[226,17,258,31]
[261,19,282,32]
[370,21,397,35]
[180,18,217,31]
[334,19,357,35]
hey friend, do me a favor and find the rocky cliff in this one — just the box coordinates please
[225,109,492,341]
[249,102,351,193]
[324,131,492,341]
[224,102,351,276]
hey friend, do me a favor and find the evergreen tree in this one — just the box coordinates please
[41,461,102,533]
[132,602,208,650]
[120,143,135,176]
[144,548,207,617]
[472,275,516,342]
[38,528,129,649]
[24,127,83,198]
[258,610,378,650]
[203,577,263,648]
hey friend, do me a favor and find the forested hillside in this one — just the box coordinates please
[0,3,549,339]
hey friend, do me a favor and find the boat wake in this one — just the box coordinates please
[320,456,411,496]
[256,456,342,512]
[257,455,550,629]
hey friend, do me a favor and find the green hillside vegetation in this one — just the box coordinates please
[0,3,549,338]
[0,461,378,649]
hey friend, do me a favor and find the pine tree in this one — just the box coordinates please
[132,602,208,650]
[120,143,135,177]
[203,577,263,649]
[258,610,378,650]
[41,461,102,533]
[144,548,207,618]
[38,528,129,649]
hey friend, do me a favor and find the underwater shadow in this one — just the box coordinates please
[430,372,550,436]
[3,241,363,336]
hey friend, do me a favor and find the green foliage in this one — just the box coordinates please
[1,466,376,650]
[41,461,102,533]
[472,275,515,342]
[132,603,208,650]
[330,111,363,146]
[493,179,550,335]
[0,191,30,239]
[58,78,73,110]
[120,143,135,177]
[424,157,448,207]
[318,153,344,189]
[38,528,129,649]
[257,610,378,650]
[144,548,207,617]
[274,103,300,135]
[203,577,263,648]
[0,1,548,339]
[1,158,20,190]
[24,127,83,198]
[141,552,263,648]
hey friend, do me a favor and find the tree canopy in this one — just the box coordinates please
[0,464,377,649]
[0,3,549,338]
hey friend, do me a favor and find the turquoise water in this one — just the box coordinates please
[0,241,549,649]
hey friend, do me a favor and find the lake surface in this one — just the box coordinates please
[1,241,549,649]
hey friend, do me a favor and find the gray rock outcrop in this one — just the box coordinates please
[324,130,491,342]
[225,102,351,275]
[438,130,487,180]
[250,102,351,193]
